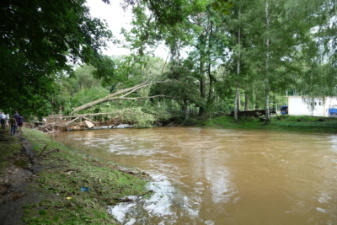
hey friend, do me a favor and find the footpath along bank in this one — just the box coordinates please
[0,128,151,225]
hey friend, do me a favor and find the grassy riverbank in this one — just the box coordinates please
[203,115,337,133]
[0,128,150,225]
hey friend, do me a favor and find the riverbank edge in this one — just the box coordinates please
[201,115,337,133]
[0,128,151,225]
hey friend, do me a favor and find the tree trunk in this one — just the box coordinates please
[183,99,189,120]
[234,86,240,121]
[253,91,257,109]
[198,33,207,118]
[206,64,215,118]
[244,91,249,111]
[234,6,241,122]
[198,68,206,118]
[206,22,215,118]
[264,1,271,122]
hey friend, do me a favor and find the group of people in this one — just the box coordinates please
[0,111,24,135]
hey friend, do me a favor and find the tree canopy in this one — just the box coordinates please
[0,0,111,117]
[1,0,336,123]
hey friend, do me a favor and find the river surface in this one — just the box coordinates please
[52,127,337,225]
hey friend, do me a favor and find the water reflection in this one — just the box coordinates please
[52,127,337,225]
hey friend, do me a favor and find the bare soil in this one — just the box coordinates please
[0,131,41,225]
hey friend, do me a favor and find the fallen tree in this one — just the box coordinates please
[71,81,169,114]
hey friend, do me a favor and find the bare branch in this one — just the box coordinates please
[65,117,80,126]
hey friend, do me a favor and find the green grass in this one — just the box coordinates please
[0,129,21,172]
[203,115,337,133]
[21,128,150,225]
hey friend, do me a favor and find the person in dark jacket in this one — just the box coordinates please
[14,111,20,121]
[17,116,24,131]
[10,116,17,135]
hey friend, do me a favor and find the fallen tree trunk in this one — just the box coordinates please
[71,81,169,114]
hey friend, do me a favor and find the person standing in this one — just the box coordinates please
[17,115,24,131]
[14,111,21,131]
[10,116,17,135]
[2,113,7,129]
[0,112,5,129]
[14,111,20,121]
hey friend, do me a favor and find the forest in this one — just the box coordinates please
[1,0,336,126]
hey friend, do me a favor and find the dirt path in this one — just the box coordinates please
[0,131,41,225]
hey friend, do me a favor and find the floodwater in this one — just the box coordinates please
[52,127,337,225]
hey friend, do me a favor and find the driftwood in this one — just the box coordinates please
[38,113,125,132]
[82,117,95,123]
[36,123,56,133]
[84,120,94,128]
[38,144,59,157]
[38,144,49,156]
[39,148,60,157]
[65,117,80,126]
[65,116,95,127]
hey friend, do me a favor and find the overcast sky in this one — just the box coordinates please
[85,0,133,56]
[85,0,168,58]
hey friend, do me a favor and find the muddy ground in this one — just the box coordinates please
[0,131,41,225]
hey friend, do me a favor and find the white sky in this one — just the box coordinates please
[85,0,169,58]
[85,0,133,56]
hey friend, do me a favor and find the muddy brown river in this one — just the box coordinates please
[52,127,337,225]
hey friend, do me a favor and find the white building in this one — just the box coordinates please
[287,96,337,117]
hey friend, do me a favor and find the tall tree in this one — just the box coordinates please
[236,0,320,121]
[185,1,231,118]
[120,0,333,121]
[0,0,111,117]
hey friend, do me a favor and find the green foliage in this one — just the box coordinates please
[144,0,190,26]
[0,0,112,117]
[115,107,156,128]
[50,0,334,124]
[211,0,234,15]
[63,87,109,115]
[54,65,109,115]
[51,55,175,126]
[152,61,201,101]
[143,103,172,121]
[92,55,116,88]
[298,63,337,97]
[123,5,159,56]
[3,0,333,121]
